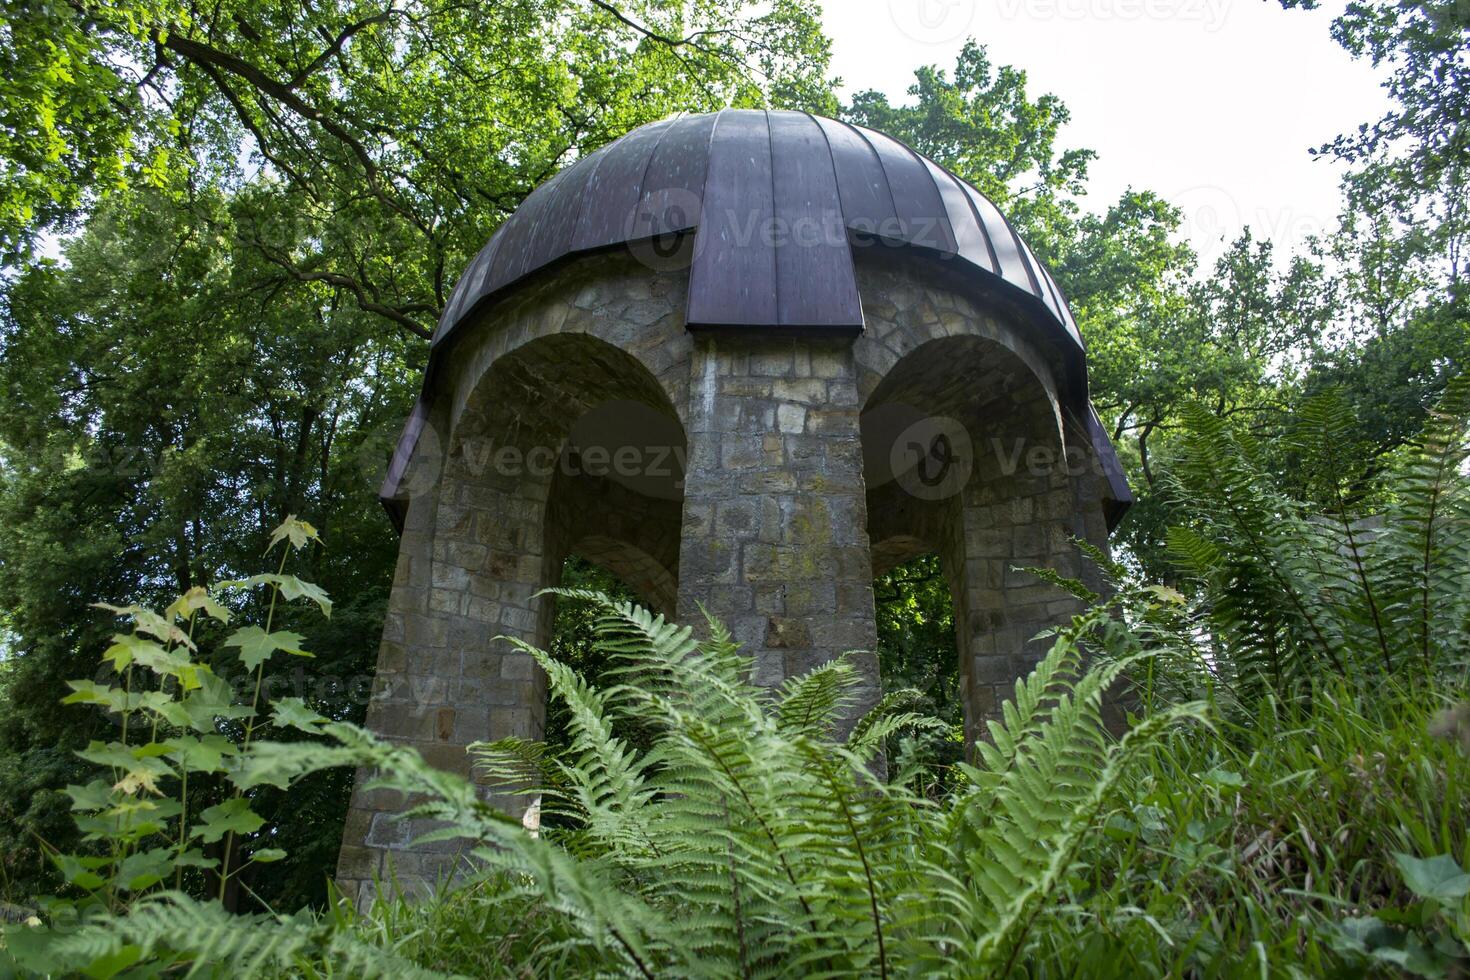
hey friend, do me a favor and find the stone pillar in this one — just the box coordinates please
[952,403,1111,748]
[676,336,879,708]
[335,437,553,908]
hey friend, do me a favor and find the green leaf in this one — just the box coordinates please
[227,740,361,791]
[224,626,309,671]
[220,575,332,618]
[193,797,264,844]
[1393,852,1470,902]
[250,847,287,863]
[92,603,195,649]
[165,586,231,624]
[99,633,151,672]
[101,633,195,680]
[64,779,116,812]
[174,848,219,870]
[177,669,253,732]
[53,853,110,891]
[136,691,191,726]
[113,848,174,891]
[61,679,133,713]
[81,944,144,980]
[268,515,321,552]
[75,741,175,795]
[271,696,327,733]
[163,734,235,773]
[1200,768,1245,789]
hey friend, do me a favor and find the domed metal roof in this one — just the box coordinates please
[385,109,1131,527]
[433,109,1081,350]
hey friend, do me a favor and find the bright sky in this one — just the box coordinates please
[821,0,1394,268]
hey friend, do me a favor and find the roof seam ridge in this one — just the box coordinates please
[632,115,681,230]
[938,160,1001,275]
[995,197,1045,298]
[765,108,780,323]
[566,134,618,249]
[845,122,903,229]
[803,111,850,232]
[885,131,959,255]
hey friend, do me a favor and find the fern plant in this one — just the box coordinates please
[411,589,1204,976]
[1164,373,1470,695]
[3,542,1204,976]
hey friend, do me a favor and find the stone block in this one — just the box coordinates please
[366,812,412,849]
[720,435,764,470]
[337,845,382,880]
[768,378,827,405]
[764,616,812,649]
[501,653,536,680]
[776,404,806,434]
[429,588,466,615]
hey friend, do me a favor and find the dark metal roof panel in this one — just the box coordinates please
[811,113,897,239]
[434,236,495,343]
[769,111,863,328]
[484,165,560,291]
[1038,261,1080,341]
[958,182,1032,295]
[522,151,601,276]
[571,117,673,251]
[431,110,1090,347]
[1015,234,1062,324]
[852,125,957,254]
[1086,405,1134,530]
[635,113,716,238]
[923,157,994,275]
[686,110,778,327]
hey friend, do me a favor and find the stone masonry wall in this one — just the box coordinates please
[339,250,1116,903]
[336,257,692,907]
[676,335,880,712]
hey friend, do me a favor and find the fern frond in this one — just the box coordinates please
[4,892,455,979]
[496,635,657,857]
[775,656,861,740]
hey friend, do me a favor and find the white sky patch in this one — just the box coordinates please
[823,0,1394,267]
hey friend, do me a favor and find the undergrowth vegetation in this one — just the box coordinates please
[1,376,1469,977]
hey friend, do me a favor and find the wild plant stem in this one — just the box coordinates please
[220,545,290,902]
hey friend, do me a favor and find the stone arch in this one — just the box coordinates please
[859,300,1107,751]
[544,460,683,619]
[850,256,1067,438]
[337,261,692,903]
[564,535,679,616]
[441,252,694,442]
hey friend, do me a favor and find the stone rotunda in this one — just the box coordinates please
[336,109,1131,901]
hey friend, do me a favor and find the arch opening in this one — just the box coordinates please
[434,328,686,756]
[543,556,662,785]
[861,334,1074,751]
[873,552,965,772]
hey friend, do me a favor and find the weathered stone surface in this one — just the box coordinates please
[337,251,1116,909]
